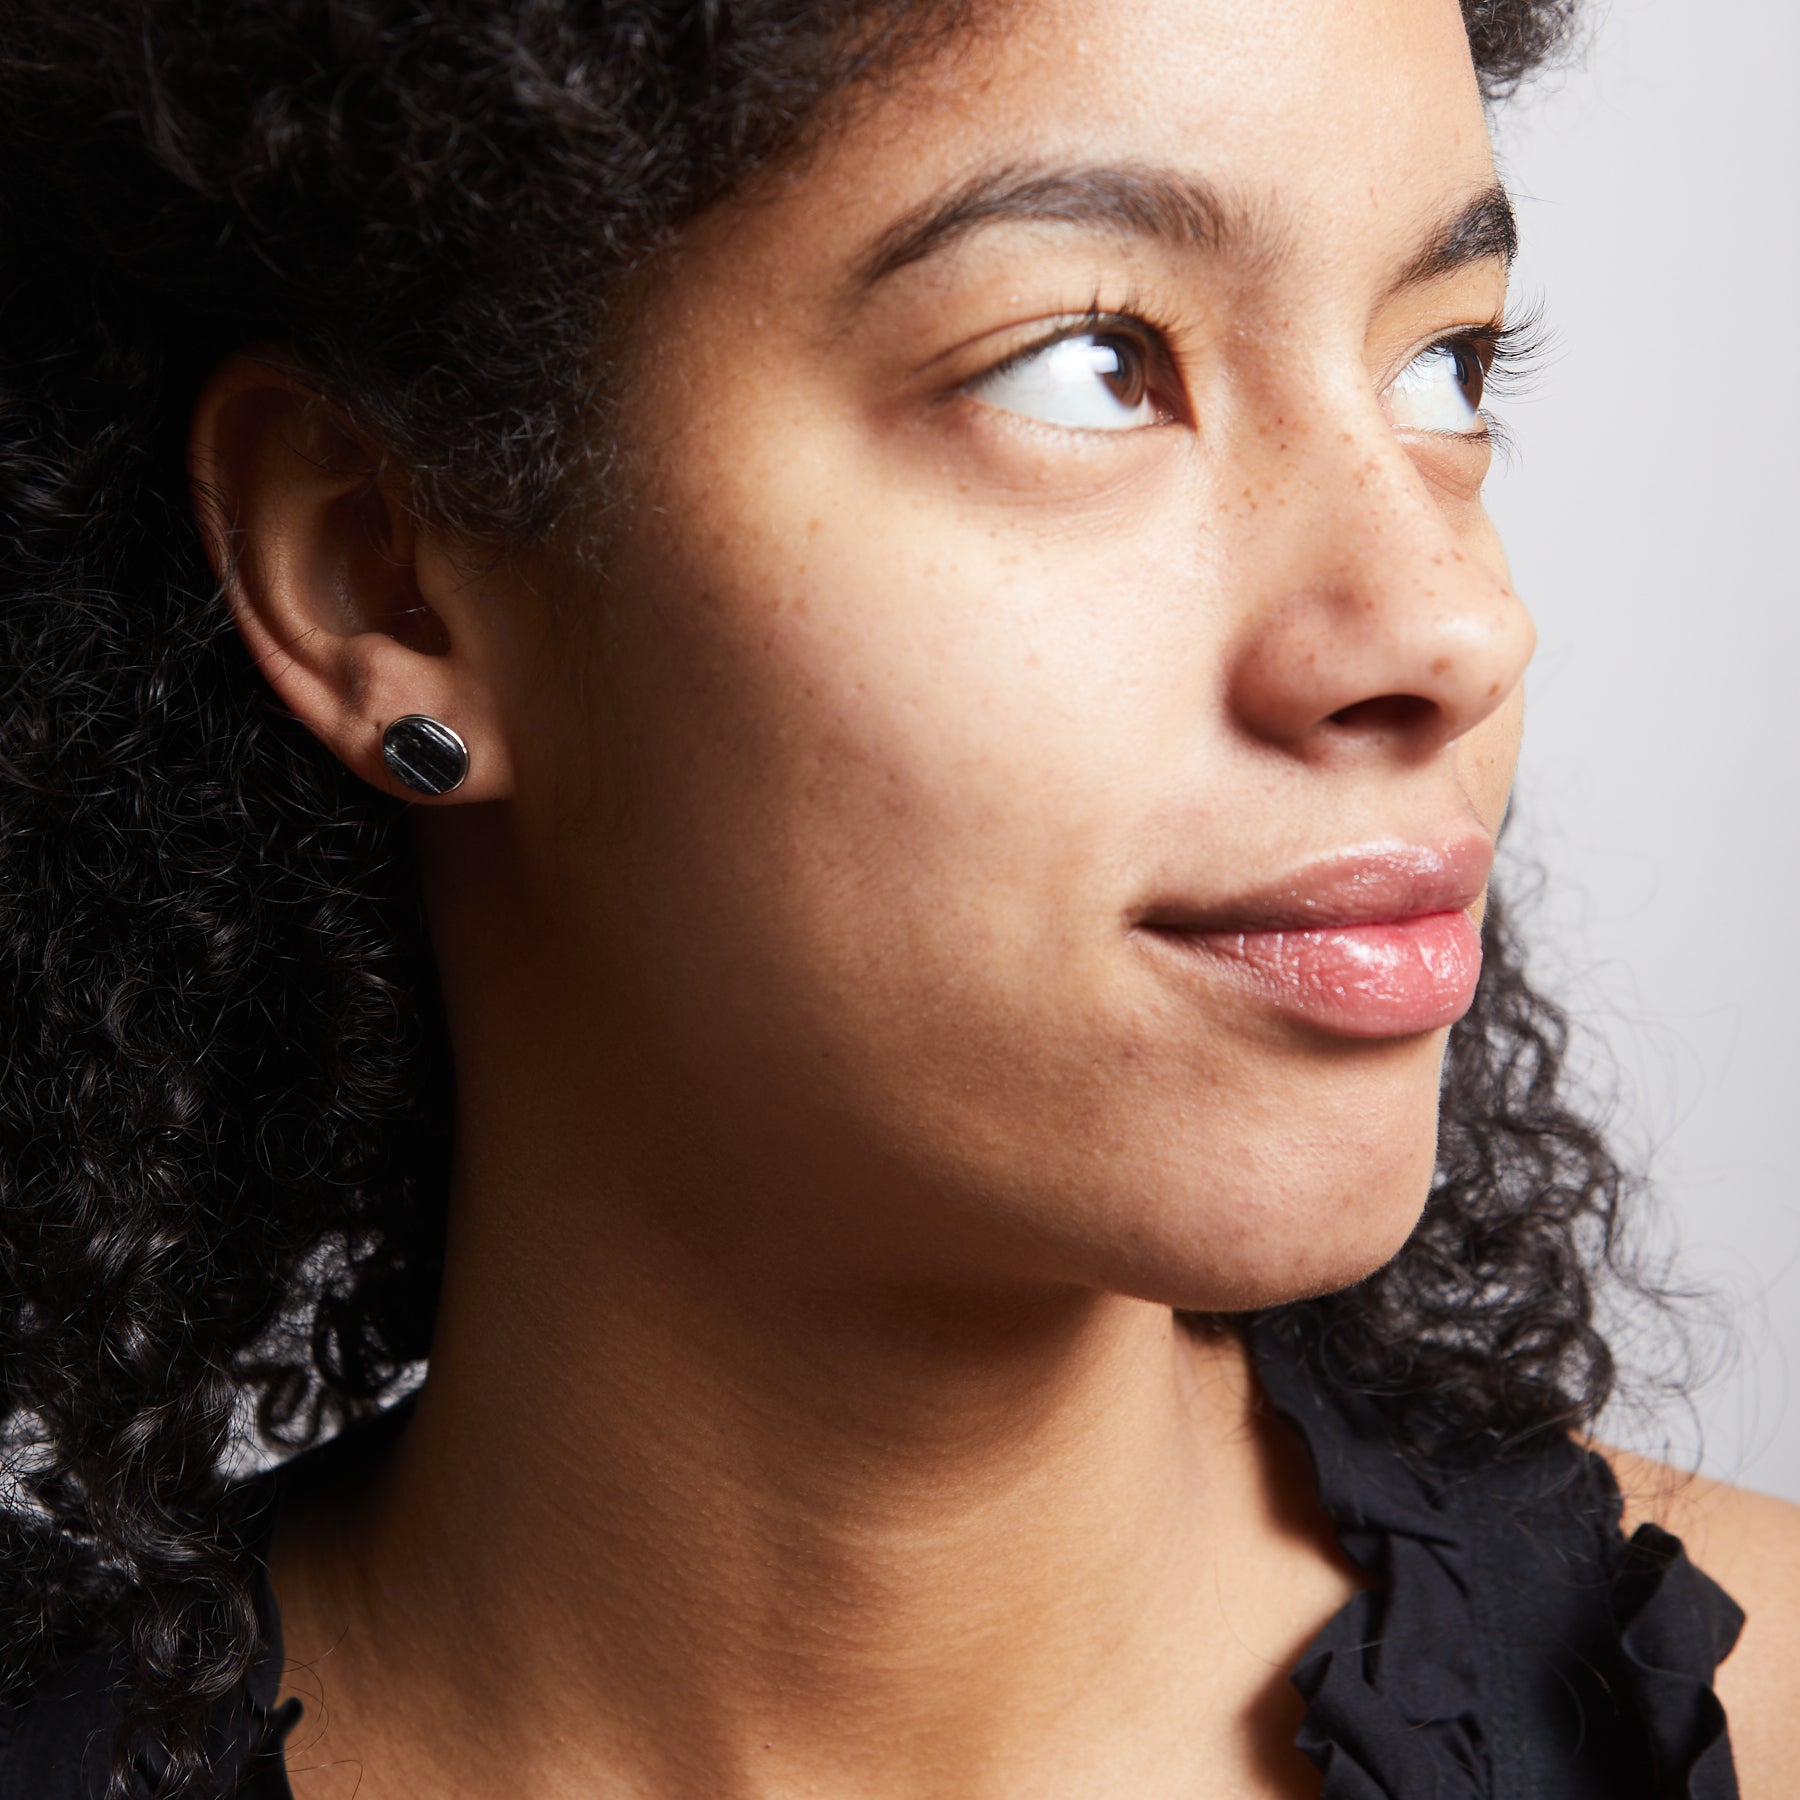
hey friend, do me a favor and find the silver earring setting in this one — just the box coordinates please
[381,715,469,796]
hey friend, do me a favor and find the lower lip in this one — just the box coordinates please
[1144,910,1483,1038]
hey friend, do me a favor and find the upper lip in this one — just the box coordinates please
[1136,833,1494,935]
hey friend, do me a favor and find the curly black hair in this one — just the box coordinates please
[1,2,1595,1795]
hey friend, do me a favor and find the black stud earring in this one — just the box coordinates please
[381,715,469,797]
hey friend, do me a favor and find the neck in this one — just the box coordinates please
[271,863,1350,1800]
[280,1170,1329,1798]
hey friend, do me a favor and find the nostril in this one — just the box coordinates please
[1327,693,1438,733]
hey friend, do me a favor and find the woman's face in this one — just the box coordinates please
[471,0,1533,1309]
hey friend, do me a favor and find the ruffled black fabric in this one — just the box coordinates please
[232,1495,306,1800]
[0,1562,298,1799]
[0,1449,316,1798]
[1250,1319,1745,1800]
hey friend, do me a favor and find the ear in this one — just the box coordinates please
[188,351,517,803]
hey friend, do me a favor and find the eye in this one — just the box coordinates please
[1385,339,1487,435]
[967,328,1175,431]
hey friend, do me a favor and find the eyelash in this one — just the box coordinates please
[974,298,1550,442]
[1452,302,1550,456]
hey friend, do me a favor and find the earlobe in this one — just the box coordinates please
[187,350,515,803]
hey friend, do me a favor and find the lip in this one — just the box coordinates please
[1135,835,1493,1038]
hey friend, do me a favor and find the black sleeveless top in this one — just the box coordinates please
[0,1323,1745,1799]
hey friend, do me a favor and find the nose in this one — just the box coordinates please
[1224,435,1536,763]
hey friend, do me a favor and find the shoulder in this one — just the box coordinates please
[1602,1443,1800,1799]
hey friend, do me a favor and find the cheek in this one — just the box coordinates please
[573,428,1192,973]
[565,480,1135,1035]
[518,489,1451,1305]
[1457,670,1527,831]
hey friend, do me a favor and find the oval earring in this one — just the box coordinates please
[381,715,470,797]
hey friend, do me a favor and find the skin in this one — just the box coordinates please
[187,0,1800,1794]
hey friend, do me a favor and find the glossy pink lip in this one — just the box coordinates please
[1135,836,1492,1038]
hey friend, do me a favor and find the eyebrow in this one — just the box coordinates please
[855,163,1239,290]
[850,161,1516,297]
[1385,184,1518,294]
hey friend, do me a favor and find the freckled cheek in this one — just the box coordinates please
[654,507,1122,791]
[587,414,1219,990]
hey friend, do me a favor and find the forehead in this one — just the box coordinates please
[729,0,1496,292]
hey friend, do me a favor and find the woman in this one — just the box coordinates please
[1,1,1795,1796]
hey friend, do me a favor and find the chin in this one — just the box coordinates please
[1129,1220,1425,1317]
[1077,1116,1444,1316]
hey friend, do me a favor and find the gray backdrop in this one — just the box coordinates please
[1486,0,1799,1498]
